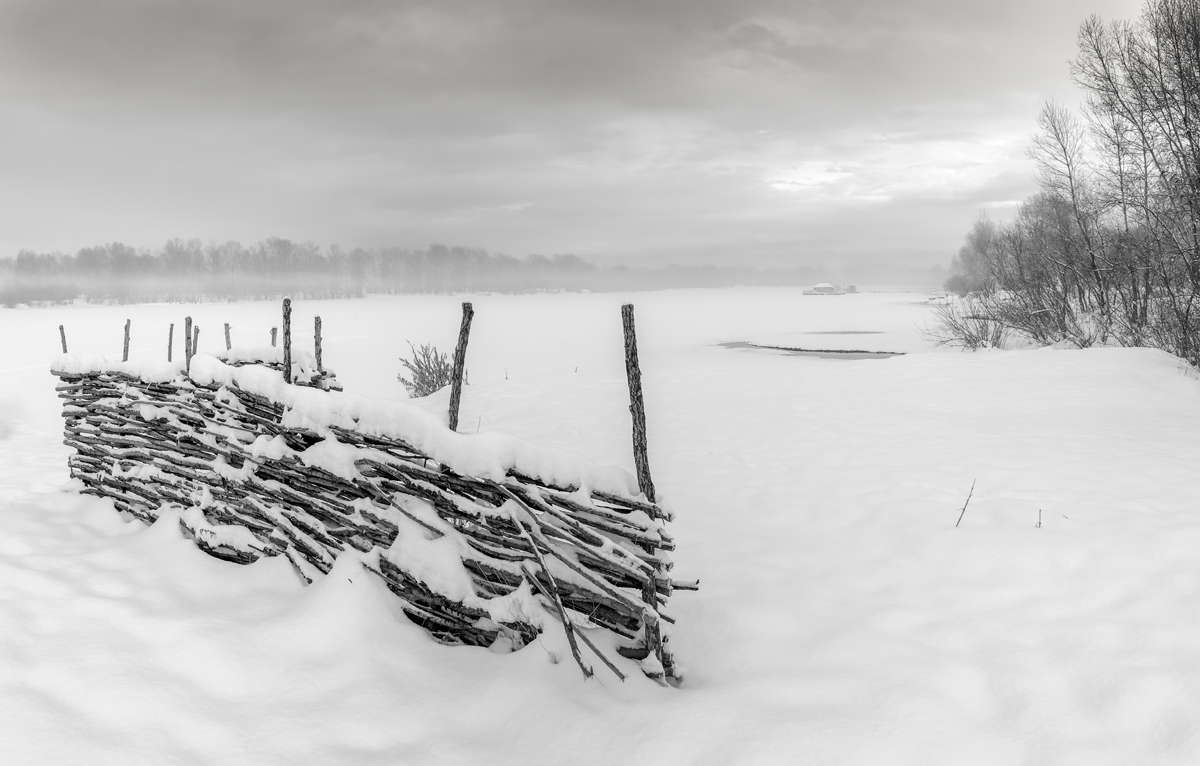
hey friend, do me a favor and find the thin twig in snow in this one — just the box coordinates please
[955,480,976,528]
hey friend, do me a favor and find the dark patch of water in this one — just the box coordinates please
[718,341,902,360]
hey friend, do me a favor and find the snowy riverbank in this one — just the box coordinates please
[1,289,1198,764]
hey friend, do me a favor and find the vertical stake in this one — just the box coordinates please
[621,304,655,503]
[621,303,664,671]
[59,325,68,354]
[168,323,174,362]
[224,323,231,351]
[122,319,131,362]
[282,297,292,384]
[271,327,277,347]
[192,325,200,358]
[448,302,474,431]
[314,316,323,374]
[184,316,193,372]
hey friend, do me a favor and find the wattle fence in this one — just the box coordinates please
[51,348,692,683]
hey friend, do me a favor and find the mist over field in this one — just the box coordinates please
[0,239,945,305]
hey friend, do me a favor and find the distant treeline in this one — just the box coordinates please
[0,237,943,305]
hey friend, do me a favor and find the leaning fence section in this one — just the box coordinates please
[51,350,689,683]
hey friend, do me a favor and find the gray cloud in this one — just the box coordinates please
[0,0,1146,266]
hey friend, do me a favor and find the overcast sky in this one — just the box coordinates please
[0,0,1146,267]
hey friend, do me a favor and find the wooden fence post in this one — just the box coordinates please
[184,317,193,372]
[122,319,131,362]
[59,325,68,354]
[271,327,277,347]
[224,323,231,351]
[282,298,292,383]
[448,302,474,432]
[168,323,174,362]
[193,325,200,358]
[314,316,323,374]
[621,302,663,666]
[621,304,655,503]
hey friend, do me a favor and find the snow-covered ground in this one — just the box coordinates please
[2,288,1199,764]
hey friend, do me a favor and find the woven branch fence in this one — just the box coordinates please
[51,350,691,683]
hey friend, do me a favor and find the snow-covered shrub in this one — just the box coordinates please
[923,294,1009,350]
[397,342,455,398]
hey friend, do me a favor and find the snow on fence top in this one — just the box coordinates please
[54,352,643,499]
[51,349,691,684]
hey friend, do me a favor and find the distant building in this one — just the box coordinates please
[804,282,845,295]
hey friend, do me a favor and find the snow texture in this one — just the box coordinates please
[3,288,1197,764]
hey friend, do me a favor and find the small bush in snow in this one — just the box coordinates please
[923,294,1009,350]
[397,342,455,398]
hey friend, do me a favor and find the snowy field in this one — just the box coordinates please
[2,287,1200,764]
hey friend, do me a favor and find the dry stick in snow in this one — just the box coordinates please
[497,496,588,680]
[518,561,590,676]
[122,319,131,362]
[512,548,591,680]
[224,323,231,351]
[167,323,174,362]
[523,563,628,683]
[621,304,655,503]
[59,325,67,354]
[566,615,627,682]
[498,485,625,682]
[271,327,277,347]
[955,479,977,528]
[448,302,474,432]
[193,326,200,359]
[184,317,193,371]
[282,298,292,384]
[314,316,323,373]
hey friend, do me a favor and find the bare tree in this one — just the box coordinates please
[938,0,1200,365]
